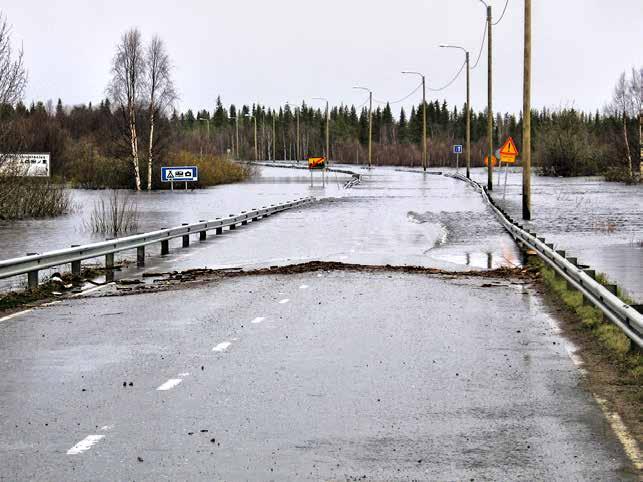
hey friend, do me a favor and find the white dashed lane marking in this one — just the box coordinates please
[212,341,232,352]
[251,317,265,324]
[66,434,105,455]
[299,285,309,290]
[156,378,183,391]
[278,299,290,304]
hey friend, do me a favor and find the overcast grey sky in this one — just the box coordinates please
[4,1,642,116]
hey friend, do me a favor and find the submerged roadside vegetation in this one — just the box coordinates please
[0,14,252,221]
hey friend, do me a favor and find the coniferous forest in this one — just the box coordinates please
[1,89,640,189]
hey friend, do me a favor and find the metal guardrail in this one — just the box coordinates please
[445,173,643,348]
[0,197,315,289]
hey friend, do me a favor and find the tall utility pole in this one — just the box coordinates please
[402,71,427,171]
[286,101,301,162]
[522,0,532,219]
[253,113,258,161]
[354,87,373,168]
[296,106,300,162]
[196,117,211,159]
[480,0,493,190]
[272,114,276,162]
[313,97,330,165]
[439,45,471,178]
[230,116,240,159]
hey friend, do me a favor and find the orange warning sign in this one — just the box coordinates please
[500,137,519,157]
[308,157,326,169]
[484,155,498,167]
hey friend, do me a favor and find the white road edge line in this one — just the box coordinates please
[66,434,105,455]
[156,378,183,391]
[72,283,115,298]
[278,299,290,304]
[212,341,232,352]
[251,317,265,324]
[299,285,309,290]
[0,309,33,323]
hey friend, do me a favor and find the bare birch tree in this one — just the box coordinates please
[0,12,27,168]
[607,72,634,179]
[629,67,643,180]
[108,29,145,191]
[144,36,176,190]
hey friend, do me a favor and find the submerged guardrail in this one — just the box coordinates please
[445,172,643,349]
[0,197,315,289]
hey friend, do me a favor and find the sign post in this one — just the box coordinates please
[498,137,520,200]
[453,145,463,172]
[161,166,198,191]
[308,157,326,187]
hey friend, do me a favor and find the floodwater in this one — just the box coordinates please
[3,164,640,302]
[464,166,642,302]
[0,165,521,291]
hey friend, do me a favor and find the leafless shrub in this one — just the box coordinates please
[0,176,71,219]
[85,190,139,236]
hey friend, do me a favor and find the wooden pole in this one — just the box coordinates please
[466,51,471,179]
[487,5,493,191]
[422,76,427,171]
[522,0,532,219]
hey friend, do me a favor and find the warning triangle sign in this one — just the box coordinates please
[499,137,519,157]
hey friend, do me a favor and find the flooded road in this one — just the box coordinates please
[1,164,639,301]
[0,165,522,290]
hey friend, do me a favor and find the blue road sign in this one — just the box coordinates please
[161,166,198,182]
[453,145,463,154]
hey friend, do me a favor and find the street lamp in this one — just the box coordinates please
[353,87,373,169]
[229,115,240,159]
[313,97,330,166]
[401,71,427,171]
[480,0,494,190]
[440,44,471,179]
[286,101,301,162]
[196,116,211,158]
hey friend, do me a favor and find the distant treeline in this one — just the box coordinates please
[0,89,638,188]
[0,98,250,190]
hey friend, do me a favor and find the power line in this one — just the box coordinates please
[373,82,423,105]
[471,19,487,70]
[427,60,466,92]
[492,0,509,25]
[357,95,370,109]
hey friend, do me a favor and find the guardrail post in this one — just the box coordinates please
[216,227,223,235]
[26,252,39,289]
[161,239,169,255]
[137,246,145,267]
[229,215,236,230]
[28,271,38,289]
[199,221,207,241]
[105,253,114,283]
[605,284,618,296]
[182,224,190,247]
[70,245,81,277]
[241,212,248,225]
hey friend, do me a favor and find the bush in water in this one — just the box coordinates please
[0,176,71,220]
[85,189,138,236]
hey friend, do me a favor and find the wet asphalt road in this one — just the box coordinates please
[0,271,636,480]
